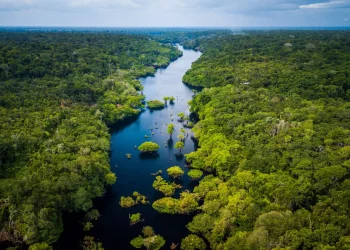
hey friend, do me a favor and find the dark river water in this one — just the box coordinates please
[75,46,202,250]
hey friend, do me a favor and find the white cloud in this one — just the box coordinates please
[0,0,324,12]
[170,0,325,13]
[1,0,350,27]
[0,0,146,11]
[299,0,350,9]
[69,0,144,8]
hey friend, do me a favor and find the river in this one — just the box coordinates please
[88,45,202,249]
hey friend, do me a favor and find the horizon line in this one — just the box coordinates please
[1,25,350,28]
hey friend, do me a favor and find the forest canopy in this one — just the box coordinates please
[0,32,182,247]
[180,30,350,249]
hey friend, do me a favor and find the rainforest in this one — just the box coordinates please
[0,28,350,250]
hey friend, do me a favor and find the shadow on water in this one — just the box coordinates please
[174,153,185,161]
[138,152,160,160]
[108,113,142,133]
[167,138,174,148]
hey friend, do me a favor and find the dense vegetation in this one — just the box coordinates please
[2,28,350,250]
[177,31,350,249]
[183,31,350,100]
[0,32,181,248]
[147,100,165,110]
[130,226,165,250]
[0,27,231,45]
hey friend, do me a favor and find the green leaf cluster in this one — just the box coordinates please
[147,100,165,110]
[152,176,182,196]
[152,191,199,215]
[138,142,160,153]
[130,226,165,250]
[167,166,185,178]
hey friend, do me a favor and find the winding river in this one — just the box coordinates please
[89,45,202,249]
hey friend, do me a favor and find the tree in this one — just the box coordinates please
[174,141,185,154]
[130,213,142,225]
[152,176,181,196]
[180,128,187,137]
[133,192,149,204]
[163,96,170,106]
[82,236,104,250]
[105,173,117,185]
[142,226,155,237]
[178,112,186,121]
[169,96,175,104]
[152,197,179,214]
[138,142,160,153]
[187,169,203,180]
[178,134,185,141]
[147,100,165,110]
[120,196,137,208]
[84,209,100,221]
[181,235,206,250]
[130,227,165,250]
[29,243,53,250]
[167,166,184,178]
[167,124,175,138]
[152,191,198,215]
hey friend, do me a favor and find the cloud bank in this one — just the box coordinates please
[0,0,349,27]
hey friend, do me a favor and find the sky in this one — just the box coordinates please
[0,0,349,27]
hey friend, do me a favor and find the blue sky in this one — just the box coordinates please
[0,0,349,27]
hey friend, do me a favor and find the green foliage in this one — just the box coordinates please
[82,236,104,250]
[178,112,186,121]
[84,209,100,221]
[167,166,185,178]
[184,30,350,250]
[152,197,179,214]
[130,226,165,250]
[138,142,160,153]
[130,213,142,224]
[143,235,165,250]
[169,96,175,104]
[0,31,182,245]
[178,134,185,141]
[187,170,203,180]
[142,226,155,237]
[133,192,149,204]
[119,196,137,208]
[83,222,94,232]
[183,31,350,102]
[28,243,53,250]
[167,124,175,137]
[152,191,199,214]
[174,141,185,154]
[152,176,182,196]
[181,234,206,250]
[120,192,149,208]
[130,236,144,248]
[105,173,117,185]
[147,100,165,110]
